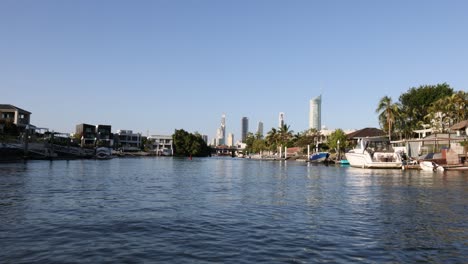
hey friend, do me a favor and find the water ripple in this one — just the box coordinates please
[0,158,466,263]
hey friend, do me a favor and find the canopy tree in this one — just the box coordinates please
[398,83,454,134]
[172,129,210,157]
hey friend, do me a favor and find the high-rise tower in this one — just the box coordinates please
[241,117,249,143]
[309,95,322,131]
[216,114,226,145]
[278,112,285,128]
[257,121,264,137]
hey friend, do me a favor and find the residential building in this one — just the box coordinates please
[309,95,322,131]
[241,117,248,142]
[451,120,468,136]
[96,125,113,147]
[115,130,141,151]
[75,123,113,147]
[76,123,97,147]
[279,112,285,128]
[148,135,173,156]
[0,104,32,132]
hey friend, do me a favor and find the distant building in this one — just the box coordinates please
[148,135,173,156]
[216,114,226,146]
[202,135,208,144]
[257,121,264,137]
[96,125,113,147]
[309,95,322,131]
[76,123,97,146]
[0,104,32,132]
[75,123,113,147]
[241,117,249,142]
[279,112,285,128]
[115,130,141,151]
[227,133,234,147]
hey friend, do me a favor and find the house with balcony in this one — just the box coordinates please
[148,135,173,156]
[76,123,97,147]
[0,104,33,133]
[75,123,114,148]
[115,130,141,151]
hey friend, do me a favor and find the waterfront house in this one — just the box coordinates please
[96,125,113,147]
[346,127,386,148]
[148,135,173,156]
[75,124,113,148]
[451,120,468,137]
[0,104,33,133]
[115,130,141,151]
[76,123,97,147]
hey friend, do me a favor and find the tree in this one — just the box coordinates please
[425,90,468,132]
[398,83,454,133]
[327,129,348,154]
[0,120,20,136]
[376,96,400,140]
[265,128,278,151]
[294,129,320,148]
[278,124,294,147]
[172,129,210,157]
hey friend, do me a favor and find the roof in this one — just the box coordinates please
[450,120,468,130]
[346,127,386,139]
[0,104,31,114]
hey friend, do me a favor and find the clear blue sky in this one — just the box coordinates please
[2,0,467,141]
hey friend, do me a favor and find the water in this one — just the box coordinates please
[0,157,467,263]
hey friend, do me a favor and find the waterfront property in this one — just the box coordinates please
[75,123,97,147]
[115,130,141,151]
[148,134,173,156]
[75,123,113,148]
[0,104,33,133]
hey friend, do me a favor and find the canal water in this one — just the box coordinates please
[0,157,467,263]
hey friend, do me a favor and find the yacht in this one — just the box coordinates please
[345,137,403,169]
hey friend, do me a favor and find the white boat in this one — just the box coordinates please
[95,147,113,159]
[419,161,444,172]
[345,137,403,169]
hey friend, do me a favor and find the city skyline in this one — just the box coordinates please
[2,1,467,138]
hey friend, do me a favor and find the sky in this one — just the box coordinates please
[1,0,467,141]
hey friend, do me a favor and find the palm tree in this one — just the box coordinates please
[452,91,468,123]
[266,128,278,151]
[376,96,400,140]
[278,124,293,147]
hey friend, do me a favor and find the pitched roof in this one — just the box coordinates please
[450,120,468,130]
[0,104,31,114]
[346,127,386,139]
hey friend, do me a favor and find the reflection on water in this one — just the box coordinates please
[0,158,466,263]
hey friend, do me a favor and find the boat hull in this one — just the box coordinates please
[309,152,330,163]
[345,152,402,169]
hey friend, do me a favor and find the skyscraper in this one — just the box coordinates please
[241,117,249,143]
[216,114,226,145]
[278,112,285,128]
[227,133,234,147]
[257,121,263,137]
[309,95,322,131]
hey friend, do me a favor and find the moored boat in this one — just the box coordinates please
[419,161,444,172]
[345,136,403,169]
[95,147,113,159]
[309,152,330,163]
